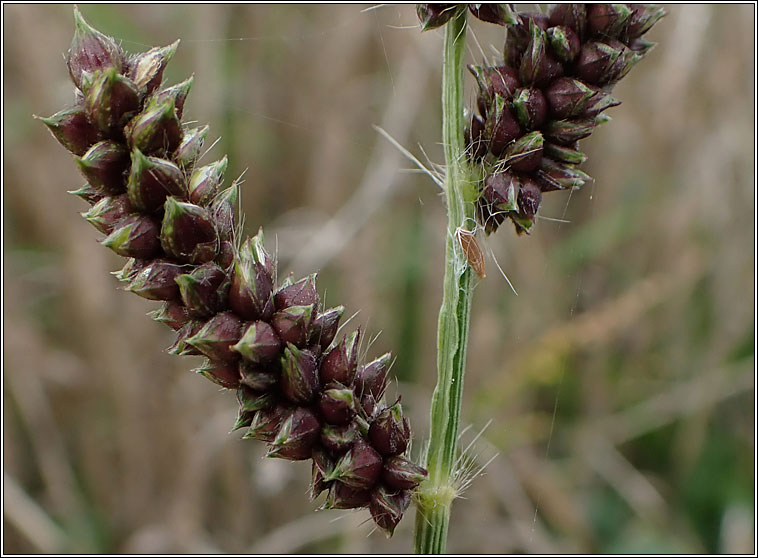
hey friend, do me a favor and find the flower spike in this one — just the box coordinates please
[41,7,427,537]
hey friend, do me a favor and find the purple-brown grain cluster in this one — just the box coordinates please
[40,8,427,536]
[418,4,665,234]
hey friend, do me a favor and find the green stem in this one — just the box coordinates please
[413,9,479,554]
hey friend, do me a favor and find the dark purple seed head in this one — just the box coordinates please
[368,401,411,456]
[356,352,392,399]
[232,410,254,432]
[274,273,319,312]
[534,157,593,192]
[210,183,239,243]
[506,10,550,53]
[239,361,279,392]
[468,65,492,115]
[75,140,130,194]
[67,7,124,91]
[310,449,333,500]
[468,3,509,25]
[320,422,359,454]
[309,305,345,350]
[84,67,140,132]
[482,171,519,213]
[503,131,544,173]
[236,385,277,413]
[382,456,428,491]
[520,11,550,31]
[324,439,383,490]
[517,178,542,219]
[230,260,274,320]
[127,259,184,301]
[249,227,275,275]
[519,21,563,88]
[468,64,521,117]
[186,311,242,363]
[151,76,194,120]
[280,343,320,404]
[544,117,596,145]
[546,25,581,62]
[312,447,333,478]
[125,96,182,155]
[503,31,524,68]
[466,113,488,161]
[581,89,621,118]
[81,193,132,234]
[125,41,178,96]
[542,54,564,85]
[230,232,275,320]
[360,393,378,420]
[519,20,546,86]
[587,3,633,38]
[318,386,356,425]
[194,359,240,389]
[216,240,235,269]
[174,125,208,169]
[271,304,314,348]
[510,87,548,130]
[232,320,281,364]
[310,472,329,502]
[167,320,204,356]
[484,95,522,156]
[127,149,186,212]
[416,4,458,31]
[548,3,587,37]
[160,197,219,264]
[615,48,644,84]
[543,142,588,166]
[188,156,227,206]
[278,273,294,290]
[37,106,102,156]
[175,262,229,317]
[101,214,161,259]
[478,197,507,235]
[266,407,321,461]
[319,329,360,386]
[369,486,412,537]
[111,258,147,284]
[69,183,105,205]
[243,405,289,442]
[308,343,323,360]
[626,4,666,40]
[487,65,521,101]
[323,481,371,510]
[545,77,597,119]
[149,300,190,331]
[575,40,626,86]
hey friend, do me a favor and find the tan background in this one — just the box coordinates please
[3,4,755,553]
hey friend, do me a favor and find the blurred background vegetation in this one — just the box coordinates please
[3,4,754,554]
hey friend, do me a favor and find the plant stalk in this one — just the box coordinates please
[413,9,479,554]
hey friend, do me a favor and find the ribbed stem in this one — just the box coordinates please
[413,9,478,554]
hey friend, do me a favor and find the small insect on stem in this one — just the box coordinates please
[455,227,486,279]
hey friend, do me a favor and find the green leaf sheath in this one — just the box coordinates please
[414,9,479,554]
